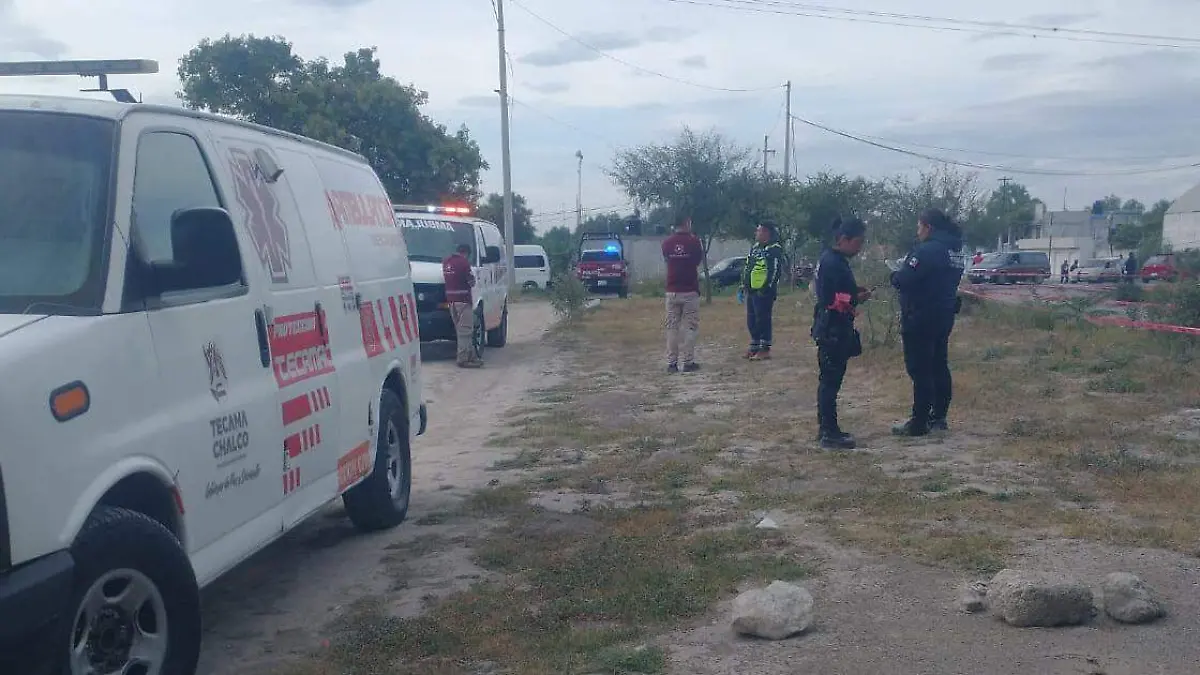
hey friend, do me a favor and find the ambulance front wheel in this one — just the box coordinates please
[59,506,201,675]
[343,389,412,532]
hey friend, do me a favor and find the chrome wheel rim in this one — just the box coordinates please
[70,568,168,675]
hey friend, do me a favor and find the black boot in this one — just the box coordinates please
[820,429,856,449]
[928,417,948,432]
[892,418,929,437]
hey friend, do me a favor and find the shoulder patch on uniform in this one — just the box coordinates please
[908,256,920,268]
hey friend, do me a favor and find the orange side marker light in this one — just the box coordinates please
[49,381,90,422]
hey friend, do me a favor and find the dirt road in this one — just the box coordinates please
[196,301,558,675]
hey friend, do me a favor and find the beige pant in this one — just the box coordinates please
[664,291,700,364]
[449,302,475,364]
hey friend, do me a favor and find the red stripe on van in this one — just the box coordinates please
[388,296,407,346]
[281,394,312,426]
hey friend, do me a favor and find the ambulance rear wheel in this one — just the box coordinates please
[344,389,411,532]
[487,304,508,348]
[60,506,201,675]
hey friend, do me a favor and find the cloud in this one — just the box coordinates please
[519,31,641,67]
[643,26,698,43]
[679,55,707,69]
[0,1,66,59]
[980,52,1047,71]
[526,80,570,94]
[457,94,498,108]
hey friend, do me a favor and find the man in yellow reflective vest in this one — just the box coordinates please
[741,221,784,360]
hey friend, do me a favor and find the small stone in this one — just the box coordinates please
[1101,572,1165,624]
[986,569,1094,627]
[731,580,814,640]
[959,581,989,613]
[756,516,779,529]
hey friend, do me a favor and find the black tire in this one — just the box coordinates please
[618,287,629,299]
[343,389,412,532]
[58,506,200,675]
[487,304,508,347]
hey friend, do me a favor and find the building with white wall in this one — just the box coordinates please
[1016,209,1139,270]
[1164,183,1200,251]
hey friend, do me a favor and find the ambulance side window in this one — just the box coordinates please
[132,131,223,265]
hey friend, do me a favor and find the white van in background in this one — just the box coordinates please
[0,92,426,675]
[394,205,510,353]
[514,243,552,290]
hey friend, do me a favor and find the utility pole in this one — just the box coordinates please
[762,135,775,179]
[782,80,792,184]
[575,150,583,230]
[999,176,1012,251]
[496,0,515,286]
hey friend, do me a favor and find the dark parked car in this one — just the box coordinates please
[968,251,1051,284]
[704,256,745,288]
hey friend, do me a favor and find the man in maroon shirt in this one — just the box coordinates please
[661,216,705,372]
[443,244,481,368]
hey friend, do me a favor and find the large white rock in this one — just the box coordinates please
[986,569,1094,627]
[730,581,814,640]
[1102,572,1165,624]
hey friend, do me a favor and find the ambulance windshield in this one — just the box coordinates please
[0,111,114,314]
[395,217,477,263]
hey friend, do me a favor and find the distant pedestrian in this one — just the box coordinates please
[972,251,984,266]
[662,216,704,373]
[742,221,784,360]
[891,208,965,436]
[1060,260,1070,283]
[1124,252,1137,283]
[811,216,869,449]
[443,244,481,368]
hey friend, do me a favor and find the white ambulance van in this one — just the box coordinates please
[0,93,427,674]
[513,244,552,291]
[393,205,510,354]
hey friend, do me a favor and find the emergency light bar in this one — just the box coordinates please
[393,204,473,216]
[0,59,158,77]
[0,59,157,104]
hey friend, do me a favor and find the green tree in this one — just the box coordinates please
[880,166,988,250]
[974,179,1036,247]
[537,225,573,278]
[1121,198,1146,214]
[609,127,758,301]
[476,193,535,244]
[177,34,486,203]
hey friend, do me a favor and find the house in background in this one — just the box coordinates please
[1016,206,1140,271]
[1163,183,1200,251]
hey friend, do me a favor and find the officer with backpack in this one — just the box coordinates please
[741,221,784,360]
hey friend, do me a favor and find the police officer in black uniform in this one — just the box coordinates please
[891,207,965,436]
[811,217,870,449]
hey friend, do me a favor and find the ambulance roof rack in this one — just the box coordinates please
[0,59,158,103]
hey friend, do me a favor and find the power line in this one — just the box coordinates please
[507,0,785,92]
[508,96,623,151]
[849,131,1200,164]
[735,0,1200,44]
[530,203,634,220]
[790,113,1200,176]
[664,0,1200,49]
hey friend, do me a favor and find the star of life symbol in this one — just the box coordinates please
[203,341,228,402]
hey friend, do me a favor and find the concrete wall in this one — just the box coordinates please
[1164,211,1200,251]
[623,236,753,283]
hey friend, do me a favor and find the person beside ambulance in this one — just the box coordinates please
[443,243,481,368]
[741,221,784,360]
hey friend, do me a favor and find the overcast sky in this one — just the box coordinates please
[3,0,1200,231]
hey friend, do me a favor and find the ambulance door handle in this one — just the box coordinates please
[253,309,270,368]
[315,302,327,344]
[354,292,363,311]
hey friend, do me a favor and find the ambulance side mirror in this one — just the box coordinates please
[483,246,502,264]
[151,207,244,294]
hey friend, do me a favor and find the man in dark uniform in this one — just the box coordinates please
[1124,252,1137,283]
[742,221,784,360]
[891,208,964,436]
[811,217,870,449]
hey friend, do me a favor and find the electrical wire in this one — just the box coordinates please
[508,96,624,150]
[790,114,1200,176]
[507,0,785,92]
[664,0,1200,50]
[732,0,1200,44]
[529,203,634,220]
